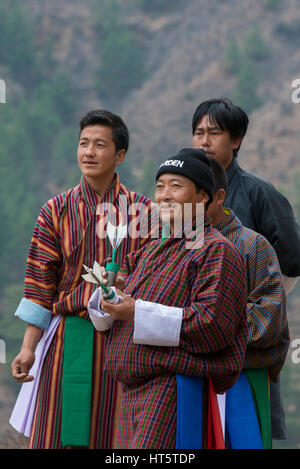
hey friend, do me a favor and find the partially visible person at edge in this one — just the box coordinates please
[192,97,300,440]
[207,157,290,448]
[87,148,249,449]
[10,110,154,449]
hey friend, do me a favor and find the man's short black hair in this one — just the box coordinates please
[79,109,129,152]
[210,158,228,195]
[192,98,249,157]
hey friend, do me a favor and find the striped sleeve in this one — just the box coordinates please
[23,199,62,312]
[245,235,289,376]
[119,246,146,281]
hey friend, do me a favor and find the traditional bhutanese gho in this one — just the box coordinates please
[214,208,289,449]
[88,215,249,449]
[10,174,153,449]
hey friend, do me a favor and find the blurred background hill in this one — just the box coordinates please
[1,0,300,448]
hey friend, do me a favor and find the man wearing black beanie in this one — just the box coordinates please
[156,148,215,202]
[87,148,249,449]
[155,148,215,238]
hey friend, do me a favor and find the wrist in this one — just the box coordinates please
[21,324,43,351]
[20,344,37,354]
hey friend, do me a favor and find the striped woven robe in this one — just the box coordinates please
[103,217,249,449]
[16,174,152,449]
[217,209,289,379]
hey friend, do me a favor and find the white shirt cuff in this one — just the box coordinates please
[133,299,183,346]
[87,287,121,331]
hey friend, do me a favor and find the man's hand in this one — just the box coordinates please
[11,349,35,383]
[11,323,43,383]
[101,289,135,320]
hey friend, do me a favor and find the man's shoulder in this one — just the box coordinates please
[238,165,286,201]
[240,223,275,255]
[40,186,76,219]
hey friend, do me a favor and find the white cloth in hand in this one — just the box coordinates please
[88,287,122,331]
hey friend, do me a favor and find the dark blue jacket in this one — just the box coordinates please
[225,158,300,277]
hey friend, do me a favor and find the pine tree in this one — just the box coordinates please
[232,59,262,113]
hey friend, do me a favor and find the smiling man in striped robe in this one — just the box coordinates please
[88,148,249,449]
[10,110,153,449]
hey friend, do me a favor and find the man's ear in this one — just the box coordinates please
[232,136,243,151]
[216,188,226,206]
[198,189,210,204]
[115,149,126,166]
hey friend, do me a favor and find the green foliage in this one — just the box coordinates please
[97,29,146,99]
[0,6,80,294]
[232,59,262,114]
[225,24,269,75]
[136,0,178,12]
[274,19,300,41]
[115,152,138,191]
[224,38,241,73]
[0,105,37,286]
[93,0,147,102]
[138,158,157,200]
[50,127,80,188]
[184,89,194,101]
[0,1,38,87]
[264,0,281,10]
[0,284,26,364]
[243,24,270,61]
[225,24,269,113]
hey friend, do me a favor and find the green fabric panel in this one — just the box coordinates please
[61,316,94,447]
[245,369,272,449]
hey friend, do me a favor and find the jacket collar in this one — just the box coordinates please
[77,173,120,207]
[216,207,243,238]
[226,157,240,185]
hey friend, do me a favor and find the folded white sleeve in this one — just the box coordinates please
[133,299,183,346]
[87,287,121,331]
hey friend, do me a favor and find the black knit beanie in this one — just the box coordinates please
[155,148,215,203]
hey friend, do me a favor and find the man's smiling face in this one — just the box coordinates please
[77,125,125,181]
[155,173,209,229]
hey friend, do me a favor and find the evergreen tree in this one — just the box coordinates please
[0,1,38,88]
[224,38,241,74]
[243,24,269,61]
[93,0,147,102]
[232,59,262,114]
[138,158,157,200]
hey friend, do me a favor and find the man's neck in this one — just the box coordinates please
[223,155,234,170]
[84,173,115,198]
[211,208,226,227]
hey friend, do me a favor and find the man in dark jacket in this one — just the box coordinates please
[192,97,300,440]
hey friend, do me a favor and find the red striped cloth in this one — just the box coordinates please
[24,174,153,448]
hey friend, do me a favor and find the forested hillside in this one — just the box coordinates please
[1,0,300,448]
